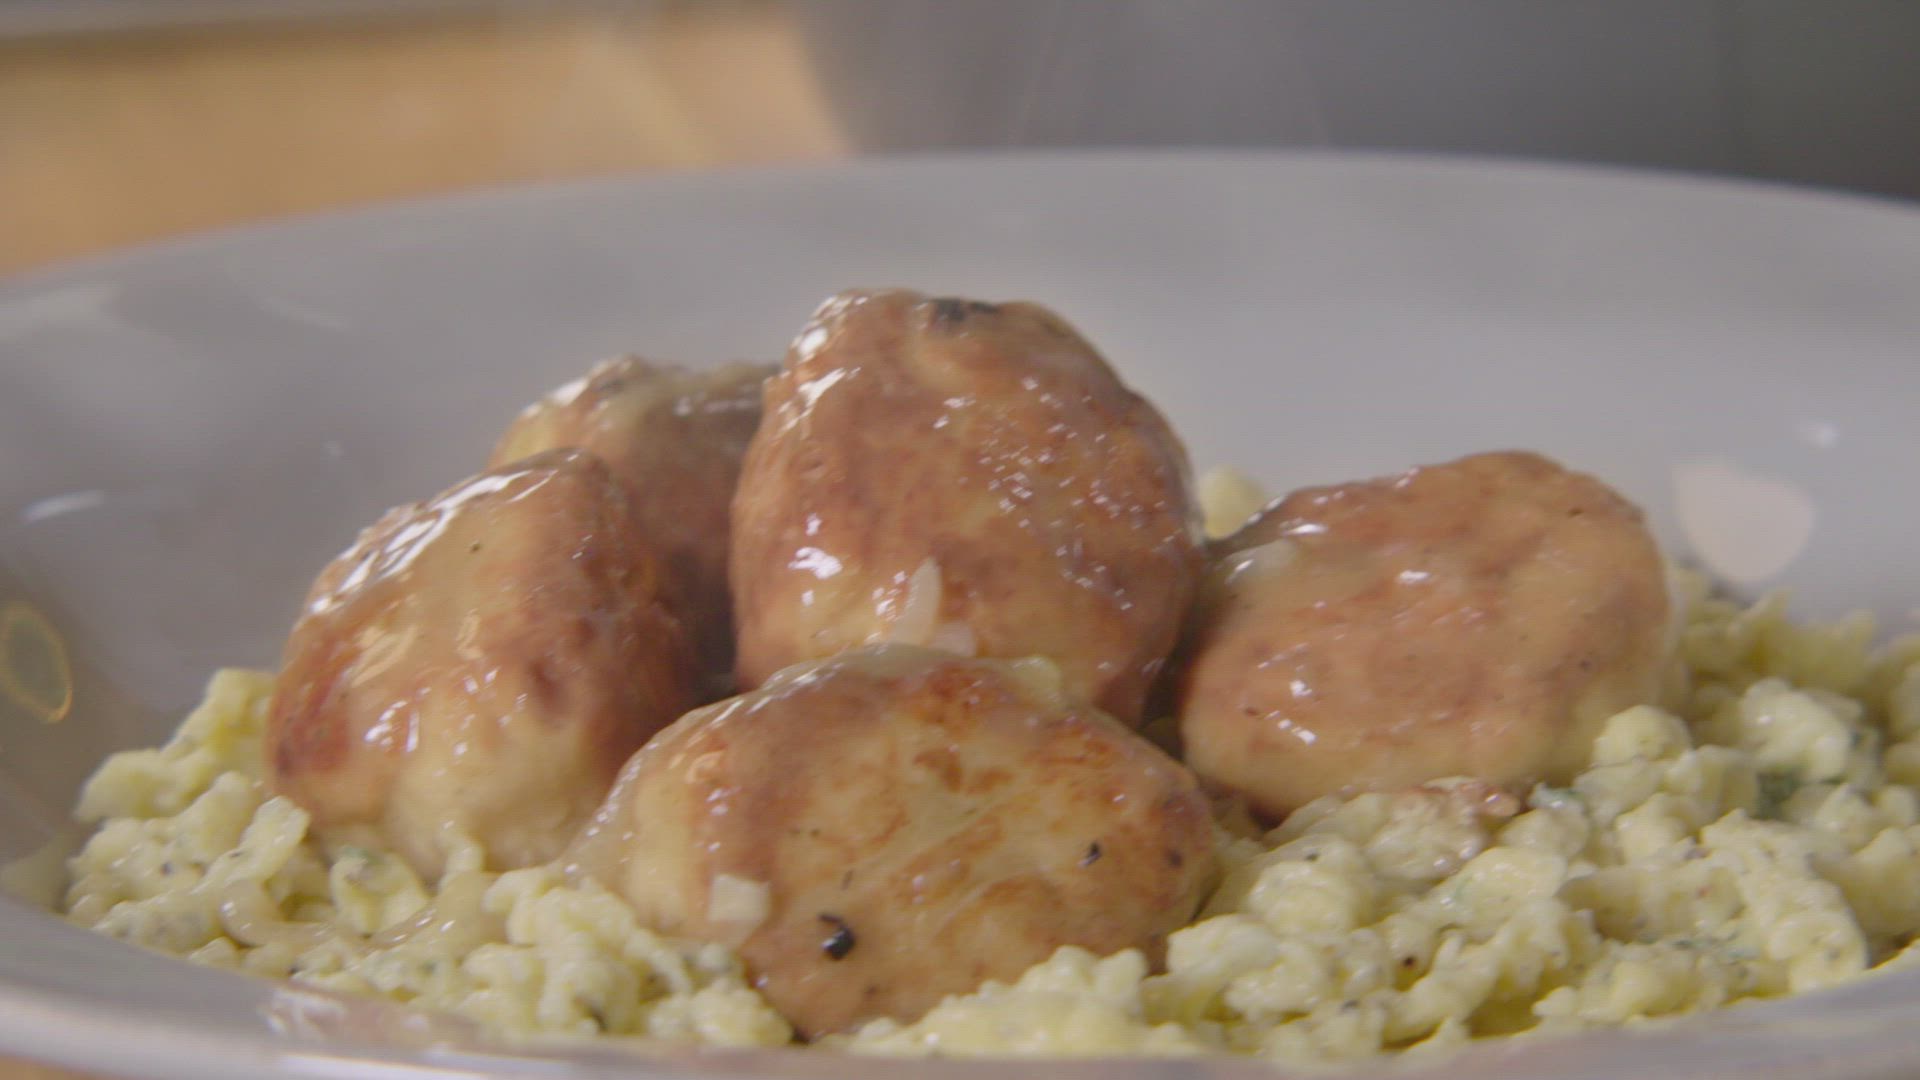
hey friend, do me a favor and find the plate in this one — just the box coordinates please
[4,152,1920,1079]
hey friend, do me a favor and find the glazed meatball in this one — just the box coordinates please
[268,450,697,879]
[1177,451,1670,820]
[566,645,1216,1037]
[491,358,772,687]
[730,290,1203,725]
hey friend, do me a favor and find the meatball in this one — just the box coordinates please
[491,358,773,688]
[1177,451,1670,820]
[730,290,1203,725]
[566,645,1216,1037]
[267,450,697,879]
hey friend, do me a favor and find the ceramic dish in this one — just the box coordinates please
[4,152,1920,1080]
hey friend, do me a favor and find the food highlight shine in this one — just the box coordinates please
[49,289,1920,1067]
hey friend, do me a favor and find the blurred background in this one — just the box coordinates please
[6,0,1920,278]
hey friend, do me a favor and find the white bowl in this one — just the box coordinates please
[4,152,1920,1079]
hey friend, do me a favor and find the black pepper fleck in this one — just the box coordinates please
[819,913,856,960]
[1081,841,1103,867]
[929,297,1000,327]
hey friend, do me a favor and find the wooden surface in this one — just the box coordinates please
[0,7,843,1076]
[0,5,848,277]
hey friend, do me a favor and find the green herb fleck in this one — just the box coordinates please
[1757,770,1802,819]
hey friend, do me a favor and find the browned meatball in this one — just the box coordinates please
[1177,451,1671,820]
[729,291,1203,725]
[566,645,1216,1037]
[267,450,697,879]
[491,358,772,688]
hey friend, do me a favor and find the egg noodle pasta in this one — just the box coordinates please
[55,561,1920,1067]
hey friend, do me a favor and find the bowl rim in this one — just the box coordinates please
[9,148,1920,1080]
